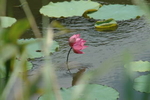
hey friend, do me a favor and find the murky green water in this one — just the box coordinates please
[7,0,150,100]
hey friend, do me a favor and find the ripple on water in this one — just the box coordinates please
[47,16,150,100]
[50,16,150,69]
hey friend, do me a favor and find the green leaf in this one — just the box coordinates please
[40,1,100,18]
[87,4,145,20]
[134,74,150,93]
[0,16,17,28]
[0,44,17,62]
[95,18,118,31]
[1,19,29,43]
[0,60,33,78]
[124,60,150,72]
[39,84,119,100]
[8,19,29,42]
[18,38,59,59]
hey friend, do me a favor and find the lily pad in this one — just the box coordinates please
[87,4,145,20]
[95,18,118,31]
[39,84,119,100]
[18,38,59,59]
[124,60,150,72]
[40,1,100,18]
[134,74,150,93]
[0,16,17,28]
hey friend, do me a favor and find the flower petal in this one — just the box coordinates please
[73,49,84,54]
[69,34,81,47]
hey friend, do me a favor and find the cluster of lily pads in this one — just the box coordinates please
[124,60,150,93]
[40,0,146,31]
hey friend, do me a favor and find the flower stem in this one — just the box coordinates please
[66,47,72,72]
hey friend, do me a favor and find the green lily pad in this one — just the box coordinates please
[40,1,100,18]
[18,38,59,59]
[87,4,145,20]
[95,18,118,31]
[0,16,17,28]
[0,60,33,78]
[39,84,119,100]
[134,74,150,93]
[124,60,150,72]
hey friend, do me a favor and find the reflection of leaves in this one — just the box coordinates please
[134,74,150,93]
[72,68,86,86]
[39,84,119,100]
[40,1,100,18]
[87,4,145,20]
[124,60,150,72]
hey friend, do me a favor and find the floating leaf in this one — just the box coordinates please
[95,18,118,31]
[124,60,150,72]
[0,16,17,28]
[134,74,150,93]
[87,4,145,20]
[18,38,59,59]
[39,84,119,100]
[40,1,100,18]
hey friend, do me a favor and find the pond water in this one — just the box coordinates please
[7,0,150,100]
[47,16,150,100]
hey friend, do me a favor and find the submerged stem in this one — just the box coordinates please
[66,47,72,73]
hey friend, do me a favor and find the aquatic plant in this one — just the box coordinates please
[69,34,88,54]
[94,18,118,31]
[134,74,150,93]
[18,38,59,59]
[124,60,150,72]
[66,34,88,70]
[0,16,16,28]
[39,1,100,18]
[39,84,119,100]
[87,4,145,20]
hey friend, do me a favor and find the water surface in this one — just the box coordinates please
[6,0,150,100]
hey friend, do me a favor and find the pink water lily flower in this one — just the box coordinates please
[69,34,88,54]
